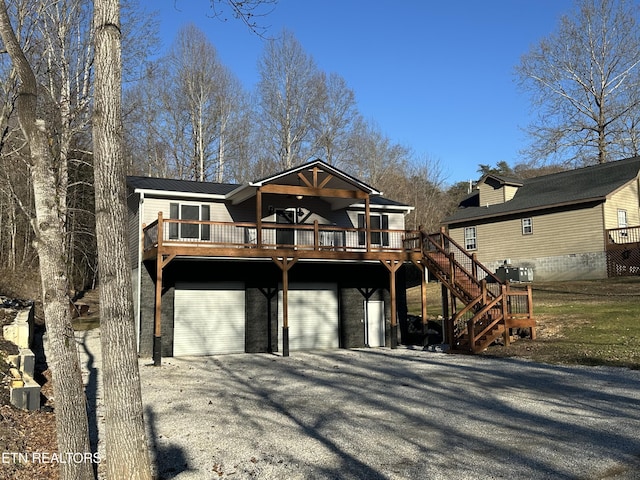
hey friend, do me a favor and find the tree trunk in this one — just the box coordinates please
[92,1,153,478]
[0,3,94,480]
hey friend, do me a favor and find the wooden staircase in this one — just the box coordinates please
[419,229,535,353]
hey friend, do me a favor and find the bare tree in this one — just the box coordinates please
[311,71,358,166]
[125,24,248,182]
[257,28,324,169]
[516,0,640,166]
[93,0,153,478]
[170,24,222,180]
[0,2,94,479]
[344,116,410,187]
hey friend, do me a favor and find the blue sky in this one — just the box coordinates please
[150,0,575,185]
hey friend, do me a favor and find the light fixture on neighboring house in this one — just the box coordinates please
[295,195,303,200]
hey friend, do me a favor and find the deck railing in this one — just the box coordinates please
[143,215,421,255]
[605,225,640,277]
[606,225,640,246]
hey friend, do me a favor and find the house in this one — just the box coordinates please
[127,160,427,363]
[442,156,640,281]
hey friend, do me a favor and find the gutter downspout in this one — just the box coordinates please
[136,191,144,352]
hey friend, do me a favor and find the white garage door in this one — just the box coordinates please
[174,283,245,356]
[278,283,339,351]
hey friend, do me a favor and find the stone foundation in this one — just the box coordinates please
[3,306,41,410]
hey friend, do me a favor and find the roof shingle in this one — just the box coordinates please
[444,156,640,224]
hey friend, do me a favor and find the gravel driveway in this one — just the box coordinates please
[77,328,640,479]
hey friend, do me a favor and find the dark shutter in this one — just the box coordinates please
[357,213,365,245]
[382,215,389,246]
[370,215,381,245]
[201,205,210,241]
[169,203,179,239]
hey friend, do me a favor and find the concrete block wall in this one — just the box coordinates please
[486,251,607,282]
[2,308,34,349]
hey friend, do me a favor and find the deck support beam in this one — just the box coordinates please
[272,256,298,357]
[381,259,403,348]
[256,188,262,247]
[152,212,175,366]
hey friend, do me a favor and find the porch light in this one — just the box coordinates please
[296,195,303,200]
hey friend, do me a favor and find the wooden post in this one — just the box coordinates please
[441,283,452,346]
[273,256,297,356]
[527,285,536,340]
[501,284,510,346]
[421,264,428,338]
[381,259,402,348]
[314,220,319,250]
[365,196,371,252]
[256,188,262,247]
[153,212,164,366]
[472,252,478,279]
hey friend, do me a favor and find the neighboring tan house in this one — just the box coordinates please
[127,160,424,362]
[442,156,640,281]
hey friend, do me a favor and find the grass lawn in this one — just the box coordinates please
[407,276,640,369]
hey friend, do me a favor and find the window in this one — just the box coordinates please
[169,203,210,240]
[357,213,389,246]
[522,217,533,235]
[464,226,477,250]
[618,209,628,237]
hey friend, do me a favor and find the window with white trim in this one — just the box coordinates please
[464,226,477,250]
[522,217,533,235]
[618,209,628,237]
[169,203,210,240]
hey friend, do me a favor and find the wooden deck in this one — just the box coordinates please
[142,212,423,262]
[606,225,640,277]
[143,213,424,364]
[143,216,535,362]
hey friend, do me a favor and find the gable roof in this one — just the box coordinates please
[478,173,523,188]
[248,159,382,195]
[127,175,238,196]
[443,156,640,225]
[126,160,410,210]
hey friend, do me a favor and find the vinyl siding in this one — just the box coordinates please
[142,197,233,226]
[449,203,606,264]
[604,180,640,229]
[345,210,405,230]
[478,183,504,206]
[504,185,518,201]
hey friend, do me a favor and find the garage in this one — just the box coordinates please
[174,282,245,356]
[278,283,339,351]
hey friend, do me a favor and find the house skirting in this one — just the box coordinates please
[485,251,607,282]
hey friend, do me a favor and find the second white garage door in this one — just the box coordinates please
[174,282,245,356]
[278,283,339,351]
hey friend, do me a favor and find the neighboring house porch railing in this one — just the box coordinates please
[143,214,419,256]
[606,225,640,277]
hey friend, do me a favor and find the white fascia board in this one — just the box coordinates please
[226,184,257,205]
[133,188,227,201]
[349,202,415,213]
